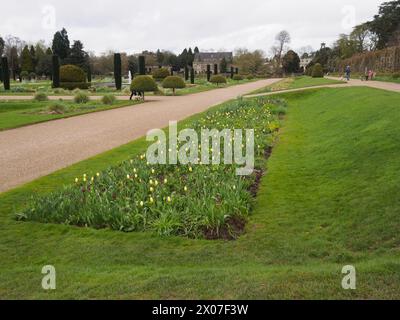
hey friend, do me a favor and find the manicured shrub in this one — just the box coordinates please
[74,91,90,104]
[52,55,60,88]
[233,74,244,81]
[162,76,186,95]
[114,53,122,90]
[139,56,146,75]
[130,75,158,101]
[1,57,10,90]
[312,63,324,78]
[29,72,36,80]
[60,65,86,83]
[210,75,227,86]
[34,92,48,101]
[101,94,116,105]
[59,64,88,90]
[214,64,218,75]
[48,102,66,114]
[152,68,170,81]
[230,67,234,79]
[53,88,67,94]
[59,82,90,90]
[247,75,254,80]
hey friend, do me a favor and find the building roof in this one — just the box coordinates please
[194,52,233,62]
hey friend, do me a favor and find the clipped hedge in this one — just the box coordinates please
[210,75,227,86]
[312,63,324,78]
[60,82,90,90]
[60,65,86,83]
[233,74,244,81]
[162,76,186,95]
[152,68,170,81]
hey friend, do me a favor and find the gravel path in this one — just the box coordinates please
[0,79,280,193]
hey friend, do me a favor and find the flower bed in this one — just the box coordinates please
[17,97,286,239]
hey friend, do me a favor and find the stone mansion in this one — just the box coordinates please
[193,52,233,73]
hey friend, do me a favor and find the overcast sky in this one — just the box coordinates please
[1,0,385,55]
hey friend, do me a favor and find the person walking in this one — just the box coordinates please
[345,65,351,81]
[368,69,374,81]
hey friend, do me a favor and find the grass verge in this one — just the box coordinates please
[0,99,141,131]
[250,76,345,95]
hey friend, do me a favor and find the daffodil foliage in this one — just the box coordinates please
[17,97,287,238]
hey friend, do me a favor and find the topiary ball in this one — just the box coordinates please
[130,76,158,93]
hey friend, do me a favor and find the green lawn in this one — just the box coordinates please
[0,100,140,131]
[0,87,399,299]
[251,76,346,94]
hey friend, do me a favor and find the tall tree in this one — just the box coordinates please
[188,48,194,66]
[30,45,37,71]
[0,36,4,57]
[67,40,88,69]
[52,28,70,61]
[368,0,400,49]
[272,30,291,67]
[36,47,53,78]
[9,47,20,81]
[194,47,200,54]
[114,53,122,90]
[21,45,34,73]
[282,50,300,73]
[1,57,10,90]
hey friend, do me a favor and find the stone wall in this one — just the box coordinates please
[338,46,400,74]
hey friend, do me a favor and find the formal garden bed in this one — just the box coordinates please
[16,97,286,239]
[0,93,139,130]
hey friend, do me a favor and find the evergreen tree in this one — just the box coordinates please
[282,50,300,74]
[190,67,195,84]
[139,55,146,75]
[0,36,4,57]
[194,47,200,54]
[30,45,37,71]
[206,65,211,81]
[52,28,70,61]
[9,47,19,81]
[114,53,122,90]
[128,55,138,75]
[21,45,34,73]
[68,40,88,69]
[188,48,194,67]
[184,66,189,81]
[1,57,10,90]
